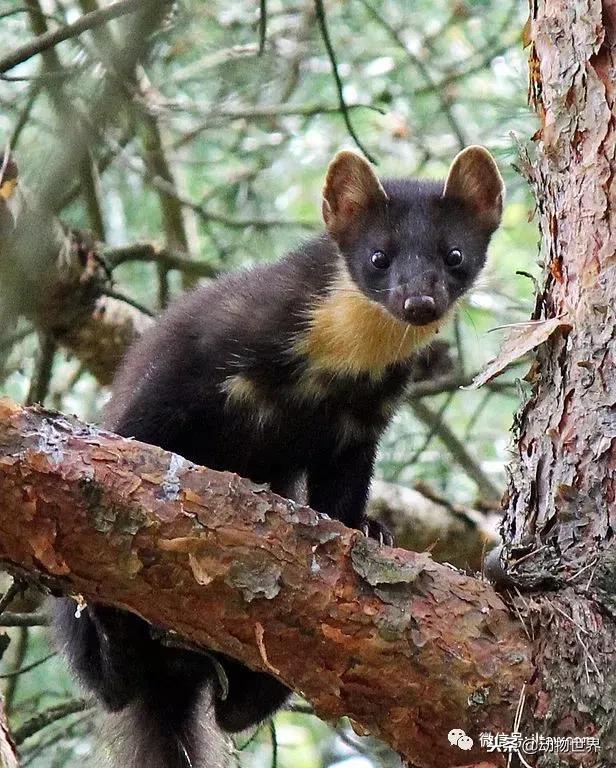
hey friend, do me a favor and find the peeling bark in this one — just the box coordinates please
[498,1,616,763]
[0,399,530,768]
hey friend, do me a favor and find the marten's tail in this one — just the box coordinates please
[98,688,227,768]
[52,598,224,768]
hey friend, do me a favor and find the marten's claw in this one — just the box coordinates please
[360,516,394,547]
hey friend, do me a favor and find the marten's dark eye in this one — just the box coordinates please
[445,248,464,268]
[371,251,391,270]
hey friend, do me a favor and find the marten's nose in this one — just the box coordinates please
[403,295,437,325]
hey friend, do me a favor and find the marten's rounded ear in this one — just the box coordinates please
[322,150,388,239]
[443,146,505,231]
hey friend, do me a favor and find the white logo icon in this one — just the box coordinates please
[448,728,474,750]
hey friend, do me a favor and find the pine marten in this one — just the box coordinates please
[53,146,504,768]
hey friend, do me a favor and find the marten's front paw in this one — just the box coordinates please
[360,515,394,546]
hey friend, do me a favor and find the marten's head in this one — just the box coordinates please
[322,147,504,326]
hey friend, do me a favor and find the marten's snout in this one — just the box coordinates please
[397,269,446,325]
[403,295,438,325]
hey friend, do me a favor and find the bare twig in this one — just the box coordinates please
[174,102,383,148]
[0,613,49,627]
[103,243,219,278]
[425,2,519,96]
[140,99,194,300]
[0,6,60,23]
[357,0,466,150]
[314,0,376,162]
[25,334,56,407]
[406,391,456,466]
[106,140,317,229]
[13,699,91,744]
[269,720,278,768]
[172,45,258,84]
[0,327,34,355]
[406,371,516,399]
[57,127,134,213]
[9,85,41,149]
[409,399,502,502]
[286,702,315,716]
[414,39,517,97]
[21,710,94,766]
[101,289,155,318]
[258,0,267,55]
[0,0,143,74]
[80,151,106,241]
[0,581,23,615]
[0,651,56,679]
[4,627,28,714]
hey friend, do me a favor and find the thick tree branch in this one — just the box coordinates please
[0,398,530,768]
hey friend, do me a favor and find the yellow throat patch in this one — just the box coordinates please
[295,267,443,379]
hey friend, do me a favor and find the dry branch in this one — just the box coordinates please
[409,399,502,503]
[13,699,90,746]
[0,200,151,385]
[103,243,219,278]
[0,0,143,75]
[0,398,530,768]
[314,0,375,162]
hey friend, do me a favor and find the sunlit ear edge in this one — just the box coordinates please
[443,145,505,230]
[322,150,388,232]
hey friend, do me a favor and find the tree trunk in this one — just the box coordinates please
[498,0,616,763]
[0,398,530,768]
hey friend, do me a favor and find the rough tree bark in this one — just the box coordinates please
[495,0,616,764]
[0,399,530,768]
